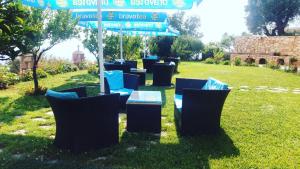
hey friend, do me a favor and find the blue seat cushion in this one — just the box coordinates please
[174,94,182,112]
[45,90,79,99]
[202,77,228,90]
[110,88,133,96]
[104,70,124,90]
[147,55,158,60]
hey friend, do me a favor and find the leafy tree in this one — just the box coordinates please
[122,36,142,60]
[184,16,203,38]
[171,35,204,60]
[246,0,300,36]
[148,38,159,55]
[148,36,175,58]
[168,12,185,34]
[83,29,142,63]
[169,11,202,38]
[149,12,202,58]
[103,33,120,61]
[19,9,78,94]
[82,28,100,66]
[0,0,28,61]
[220,33,235,52]
[202,43,224,60]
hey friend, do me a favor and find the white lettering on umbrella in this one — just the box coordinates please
[130,0,168,6]
[73,0,108,6]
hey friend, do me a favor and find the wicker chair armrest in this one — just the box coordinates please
[61,86,87,98]
[104,78,111,94]
[175,78,207,95]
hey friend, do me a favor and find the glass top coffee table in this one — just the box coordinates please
[127,91,161,105]
[126,91,162,133]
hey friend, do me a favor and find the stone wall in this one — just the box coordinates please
[20,54,33,74]
[231,36,300,66]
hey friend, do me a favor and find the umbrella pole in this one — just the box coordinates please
[143,36,146,58]
[97,0,105,94]
[120,26,123,61]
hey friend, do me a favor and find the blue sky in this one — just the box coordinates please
[46,0,249,61]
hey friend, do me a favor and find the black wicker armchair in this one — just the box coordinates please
[164,57,180,73]
[125,60,138,69]
[174,78,230,135]
[104,62,131,73]
[152,63,175,86]
[46,87,120,153]
[104,71,139,109]
[142,58,159,73]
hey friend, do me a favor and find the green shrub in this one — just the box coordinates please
[0,67,20,89]
[43,66,59,75]
[24,86,48,96]
[20,68,48,81]
[204,58,215,64]
[37,68,48,78]
[234,57,242,66]
[202,43,223,60]
[57,63,78,73]
[213,51,225,64]
[221,60,231,65]
[223,52,231,61]
[8,59,20,74]
[20,70,33,81]
[78,62,88,70]
[58,63,71,73]
[5,72,19,85]
[87,65,98,75]
[70,64,79,72]
[243,63,257,67]
[268,60,280,69]
[40,58,79,75]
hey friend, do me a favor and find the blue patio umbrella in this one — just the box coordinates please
[21,0,202,93]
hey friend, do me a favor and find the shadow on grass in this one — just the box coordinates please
[0,96,9,104]
[65,74,99,85]
[0,129,238,169]
[0,95,49,123]
[0,134,114,169]
[0,74,101,124]
[116,129,239,169]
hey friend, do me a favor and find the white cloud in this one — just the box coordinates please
[192,0,248,43]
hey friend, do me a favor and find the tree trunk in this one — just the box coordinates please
[94,55,100,73]
[32,56,39,95]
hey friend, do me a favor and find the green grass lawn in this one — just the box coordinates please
[0,63,300,169]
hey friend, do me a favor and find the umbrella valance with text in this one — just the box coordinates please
[78,21,168,31]
[110,30,179,36]
[22,0,202,9]
[72,11,167,22]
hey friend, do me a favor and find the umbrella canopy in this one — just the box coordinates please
[21,0,202,93]
[22,0,202,9]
